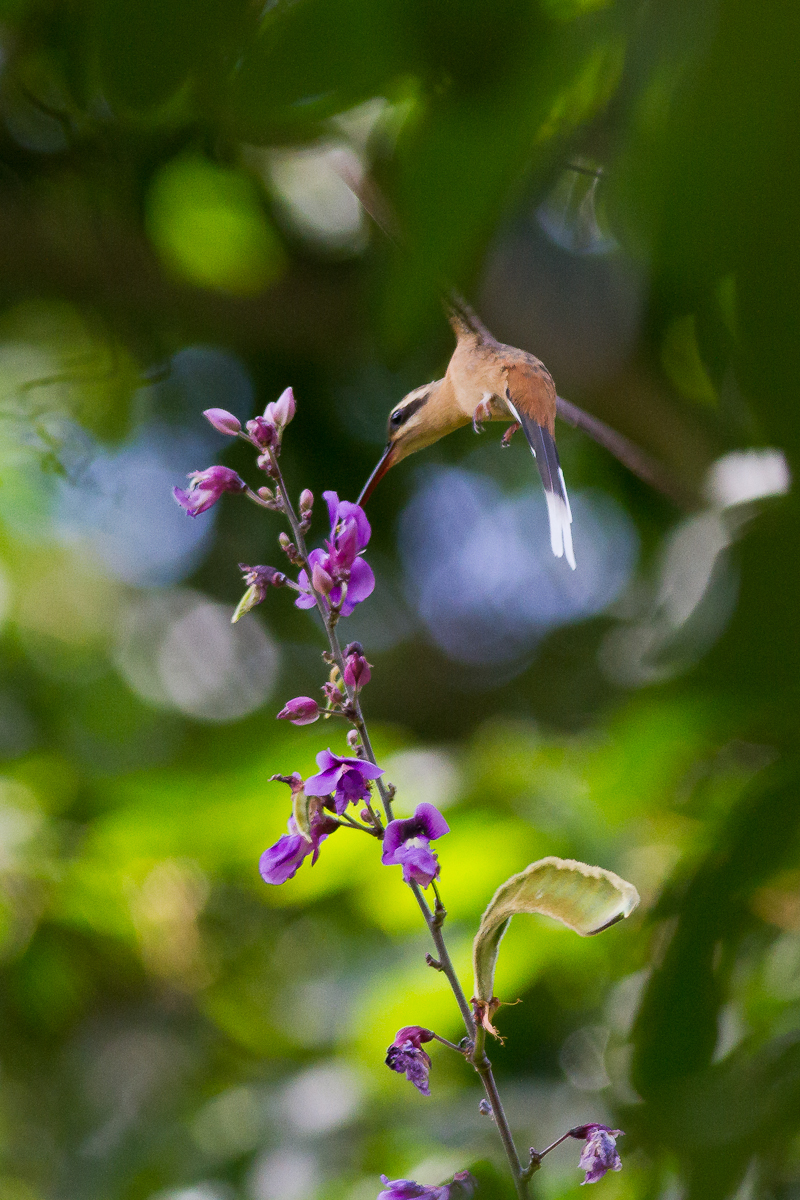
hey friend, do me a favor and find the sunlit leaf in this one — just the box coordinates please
[472,856,639,1003]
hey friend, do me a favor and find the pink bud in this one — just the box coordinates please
[299,488,314,515]
[203,408,241,435]
[344,652,371,690]
[311,562,333,595]
[271,387,296,427]
[247,417,276,448]
[276,696,320,725]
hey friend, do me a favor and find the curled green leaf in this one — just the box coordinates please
[473,857,640,1011]
[292,787,313,843]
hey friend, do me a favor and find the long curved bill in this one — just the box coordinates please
[357,443,397,506]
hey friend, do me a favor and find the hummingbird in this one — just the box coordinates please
[359,300,576,566]
[342,162,690,554]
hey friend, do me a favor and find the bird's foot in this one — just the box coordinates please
[501,421,521,447]
[472,398,493,434]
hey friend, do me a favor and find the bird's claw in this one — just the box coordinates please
[472,398,493,433]
[501,421,521,447]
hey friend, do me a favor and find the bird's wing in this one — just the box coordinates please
[504,362,575,570]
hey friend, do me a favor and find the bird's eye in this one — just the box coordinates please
[390,409,405,428]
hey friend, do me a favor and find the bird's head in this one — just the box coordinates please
[358,379,457,504]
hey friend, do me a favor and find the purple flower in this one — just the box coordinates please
[277,696,320,725]
[386,1026,434,1096]
[324,490,371,549]
[259,798,339,886]
[173,466,247,516]
[378,1171,475,1200]
[381,804,450,888]
[304,748,383,814]
[570,1125,624,1185]
[295,492,375,616]
[203,407,241,435]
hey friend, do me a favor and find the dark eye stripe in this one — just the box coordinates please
[388,393,429,432]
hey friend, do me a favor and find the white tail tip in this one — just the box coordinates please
[545,490,576,570]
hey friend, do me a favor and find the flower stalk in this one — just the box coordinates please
[262,438,533,1193]
[177,389,631,1200]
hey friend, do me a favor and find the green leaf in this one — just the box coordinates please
[472,856,639,1004]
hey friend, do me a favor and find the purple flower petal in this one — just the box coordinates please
[414,802,450,841]
[394,842,441,887]
[337,500,371,547]
[578,1128,624,1185]
[323,490,340,530]
[386,1039,432,1095]
[304,750,383,804]
[345,556,375,605]
[303,766,341,796]
[378,1173,474,1200]
[378,1179,436,1200]
[323,491,371,549]
[382,804,449,862]
[259,828,312,885]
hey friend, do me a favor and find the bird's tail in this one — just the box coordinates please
[506,401,576,570]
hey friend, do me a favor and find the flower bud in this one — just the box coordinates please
[232,563,287,623]
[269,386,296,428]
[277,696,321,726]
[299,489,314,515]
[258,486,275,502]
[344,652,371,690]
[247,416,277,448]
[322,681,343,707]
[311,562,333,595]
[203,407,241,435]
[343,641,364,658]
[173,465,246,517]
[346,729,360,750]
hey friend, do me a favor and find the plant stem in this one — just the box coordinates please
[473,1025,529,1199]
[411,883,475,1037]
[266,454,526,1196]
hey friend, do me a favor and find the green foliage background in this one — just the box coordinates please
[0,1,799,1198]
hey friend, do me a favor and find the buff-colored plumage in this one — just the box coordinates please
[360,306,575,568]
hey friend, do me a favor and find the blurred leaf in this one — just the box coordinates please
[632,755,800,1103]
[145,157,285,294]
[661,314,717,405]
[472,856,639,1002]
[93,0,248,110]
[225,0,412,140]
